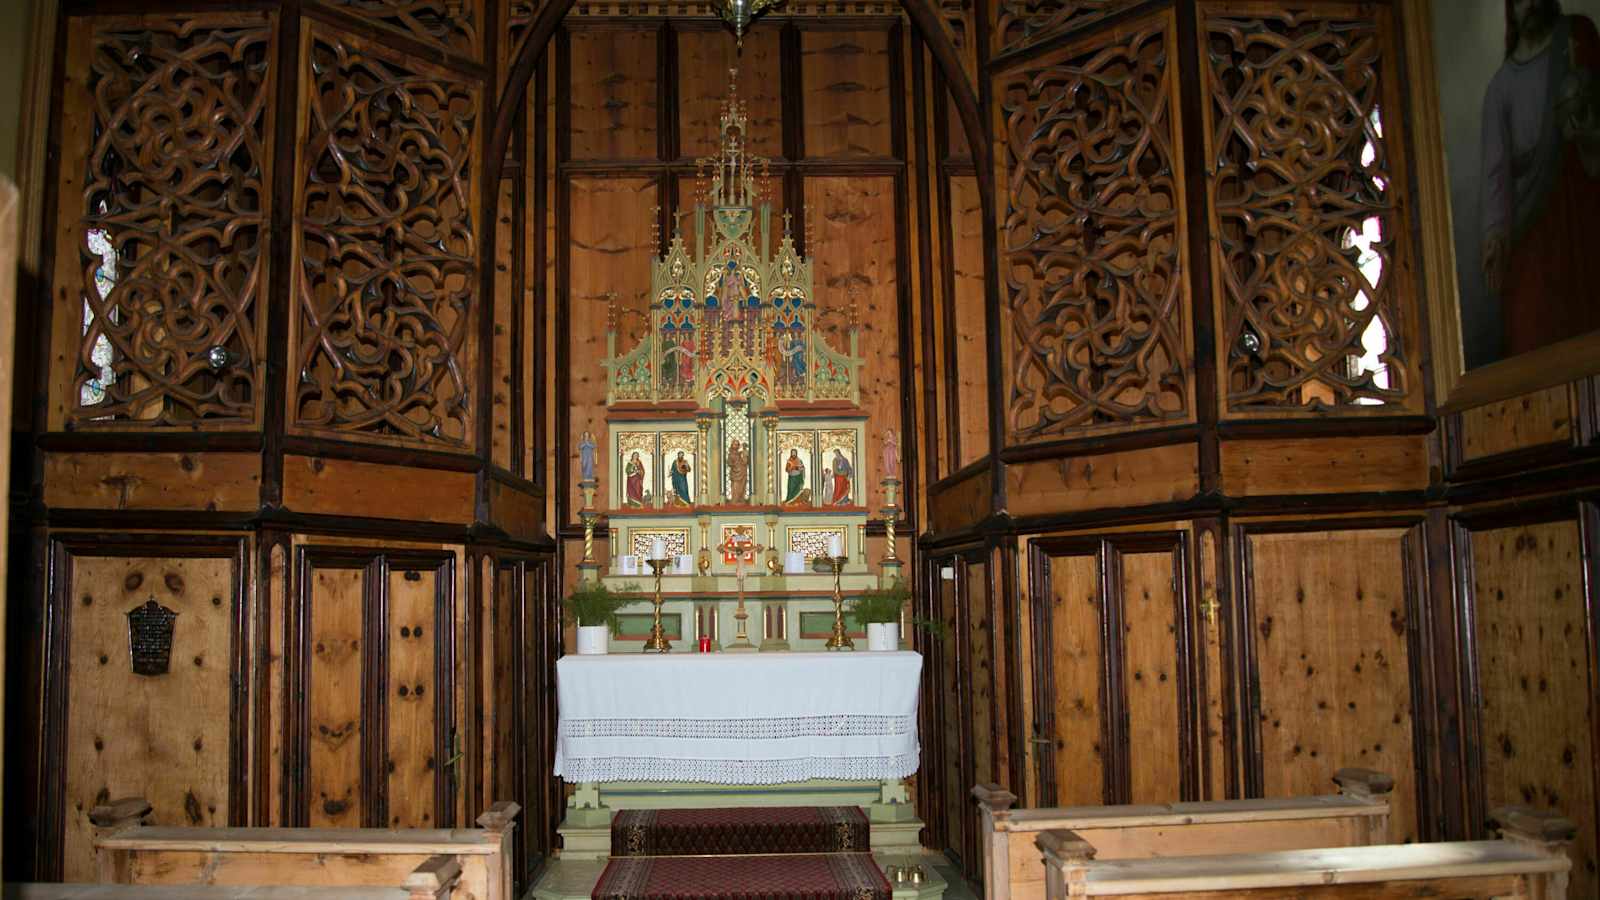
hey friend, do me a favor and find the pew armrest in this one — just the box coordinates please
[475,801,521,835]
[972,783,1017,820]
[90,798,153,833]
[1332,768,1394,800]
[1488,805,1578,853]
[403,856,463,900]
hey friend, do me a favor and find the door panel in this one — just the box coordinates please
[1039,550,1106,806]
[1120,549,1184,803]
[937,561,965,862]
[306,565,367,827]
[1244,528,1419,843]
[386,564,444,827]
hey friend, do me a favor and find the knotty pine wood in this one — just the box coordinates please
[1220,436,1429,497]
[804,175,901,511]
[1469,519,1597,899]
[566,28,658,160]
[1121,549,1183,804]
[493,177,516,472]
[386,567,438,828]
[949,176,989,470]
[938,570,966,860]
[44,453,262,512]
[307,566,365,828]
[64,554,236,881]
[800,29,893,158]
[1197,527,1228,801]
[565,176,659,519]
[930,465,990,533]
[1456,385,1572,463]
[265,542,289,826]
[1006,444,1200,517]
[1246,528,1418,844]
[678,25,782,160]
[281,456,475,525]
[1044,551,1107,806]
[969,561,997,791]
[487,478,543,542]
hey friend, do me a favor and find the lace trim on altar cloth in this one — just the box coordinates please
[555,752,921,785]
[560,715,915,740]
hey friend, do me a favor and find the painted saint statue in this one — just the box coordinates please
[829,449,853,506]
[669,451,693,506]
[726,439,750,503]
[783,448,807,504]
[624,451,646,507]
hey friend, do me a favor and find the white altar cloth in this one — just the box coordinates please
[554,651,922,784]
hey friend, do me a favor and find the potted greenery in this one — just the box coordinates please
[850,578,913,651]
[564,580,639,655]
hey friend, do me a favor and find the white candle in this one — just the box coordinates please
[651,538,667,560]
[828,534,843,558]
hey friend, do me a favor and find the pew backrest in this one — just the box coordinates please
[973,768,1393,900]
[90,800,517,900]
[1033,805,1575,900]
[9,854,464,900]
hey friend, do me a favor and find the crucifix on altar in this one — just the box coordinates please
[717,529,763,652]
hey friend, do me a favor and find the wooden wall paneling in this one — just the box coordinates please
[1460,515,1598,897]
[1195,520,1233,801]
[1453,385,1573,465]
[1114,536,1192,803]
[1239,524,1423,844]
[948,175,988,470]
[47,13,274,432]
[384,554,454,828]
[43,453,262,513]
[1005,443,1199,518]
[488,559,522,878]
[311,0,482,63]
[1202,3,1421,416]
[566,26,659,160]
[281,456,477,524]
[1029,539,1108,806]
[799,27,894,159]
[929,464,990,534]
[1220,435,1429,498]
[530,51,551,485]
[49,537,247,882]
[936,557,967,862]
[299,554,372,827]
[993,12,1193,445]
[677,24,782,160]
[262,534,290,825]
[493,176,517,472]
[562,176,659,525]
[967,557,996,797]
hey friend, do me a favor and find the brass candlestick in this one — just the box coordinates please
[643,557,672,652]
[824,554,853,651]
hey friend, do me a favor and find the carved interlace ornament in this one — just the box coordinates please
[74,18,271,426]
[294,33,479,445]
[1206,9,1409,410]
[319,0,479,59]
[999,20,1190,440]
[996,0,1141,56]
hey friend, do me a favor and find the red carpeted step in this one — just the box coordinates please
[592,852,891,900]
[610,806,870,857]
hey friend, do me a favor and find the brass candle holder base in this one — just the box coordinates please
[824,554,853,651]
[643,557,672,653]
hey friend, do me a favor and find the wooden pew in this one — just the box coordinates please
[1035,805,1575,899]
[8,855,463,899]
[972,768,1393,900]
[89,798,518,900]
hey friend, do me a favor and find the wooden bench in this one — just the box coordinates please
[1035,805,1575,899]
[8,855,463,899]
[972,768,1393,900]
[89,798,518,900]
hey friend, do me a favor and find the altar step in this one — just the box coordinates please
[592,852,891,900]
[609,806,870,857]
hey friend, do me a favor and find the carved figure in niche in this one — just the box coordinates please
[679,329,696,386]
[625,451,647,507]
[828,448,853,506]
[726,439,750,503]
[660,330,678,388]
[783,448,808,504]
[779,328,806,386]
[881,429,899,479]
[669,451,693,506]
[1480,0,1600,356]
[578,431,597,481]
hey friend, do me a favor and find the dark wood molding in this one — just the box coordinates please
[37,432,266,454]
[1173,0,1220,497]
[281,436,483,473]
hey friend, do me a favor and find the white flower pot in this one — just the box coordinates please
[867,622,900,652]
[576,625,610,655]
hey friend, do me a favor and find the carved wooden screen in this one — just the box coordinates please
[52,15,274,430]
[292,27,481,449]
[1203,5,1419,414]
[313,0,482,62]
[994,0,1144,58]
[996,12,1193,444]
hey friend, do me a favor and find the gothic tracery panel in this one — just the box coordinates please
[294,30,480,447]
[995,0,1142,57]
[1206,7,1413,412]
[998,18,1190,442]
[70,16,272,427]
[317,0,480,61]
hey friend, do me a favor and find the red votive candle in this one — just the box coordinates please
[699,635,711,653]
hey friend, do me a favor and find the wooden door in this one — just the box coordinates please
[294,547,457,828]
[1029,532,1196,806]
[1237,524,1423,844]
[933,554,968,866]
